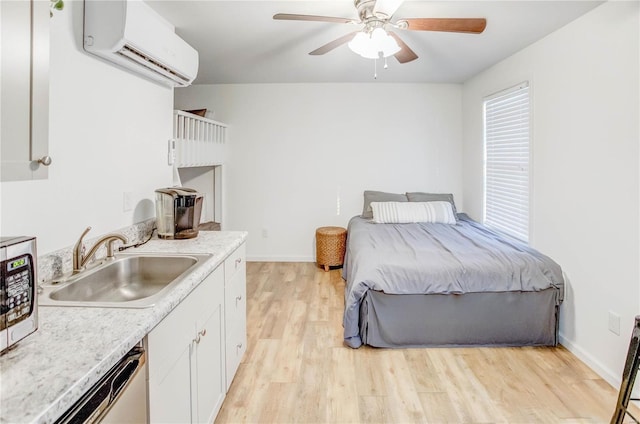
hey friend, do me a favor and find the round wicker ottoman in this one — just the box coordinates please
[315,226,347,272]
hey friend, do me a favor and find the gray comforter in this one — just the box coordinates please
[342,214,564,348]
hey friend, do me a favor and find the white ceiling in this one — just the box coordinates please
[147,0,603,84]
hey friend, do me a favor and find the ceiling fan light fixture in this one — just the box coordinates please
[348,32,371,58]
[348,27,400,59]
[348,32,379,59]
[376,28,401,56]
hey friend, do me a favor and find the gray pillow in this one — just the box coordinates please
[362,191,408,219]
[406,192,458,218]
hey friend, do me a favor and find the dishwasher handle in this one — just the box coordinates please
[55,346,146,424]
[108,350,144,403]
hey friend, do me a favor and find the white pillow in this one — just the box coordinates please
[370,201,456,224]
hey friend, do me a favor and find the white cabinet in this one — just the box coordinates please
[1,0,50,181]
[146,242,247,423]
[224,243,247,390]
[147,266,225,423]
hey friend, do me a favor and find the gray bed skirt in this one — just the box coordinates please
[359,288,560,348]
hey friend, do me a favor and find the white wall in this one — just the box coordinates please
[462,1,639,388]
[176,83,462,261]
[0,0,174,254]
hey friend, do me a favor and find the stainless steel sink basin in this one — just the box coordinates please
[39,253,212,308]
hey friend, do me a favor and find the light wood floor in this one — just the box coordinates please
[216,262,635,423]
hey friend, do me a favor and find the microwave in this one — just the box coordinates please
[0,236,38,353]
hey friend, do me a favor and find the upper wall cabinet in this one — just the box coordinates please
[1,0,50,182]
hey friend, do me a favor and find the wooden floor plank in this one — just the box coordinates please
[326,347,361,423]
[377,349,427,423]
[417,391,463,423]
[358,395,387,423]
[216,262,636,423]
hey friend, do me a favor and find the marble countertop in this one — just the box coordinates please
[0,231,247,424]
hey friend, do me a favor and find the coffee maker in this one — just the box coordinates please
[155,187,203,239]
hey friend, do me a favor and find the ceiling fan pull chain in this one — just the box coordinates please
[384,57,389,70]
[374,58,377,79]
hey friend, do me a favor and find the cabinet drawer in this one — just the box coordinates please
[224,268,246,327]
[224,243,246,285]
[225,320,247,390]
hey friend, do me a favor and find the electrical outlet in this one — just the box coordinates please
[123,192,133,212]
[609,311,621,336]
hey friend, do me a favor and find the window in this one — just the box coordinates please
[483,82,530,242]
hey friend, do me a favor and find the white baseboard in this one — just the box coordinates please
[247,255,315,262]
[559,333,626,393]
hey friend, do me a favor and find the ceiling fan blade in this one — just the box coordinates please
[388,31,418,64]
[273,13,354,24]
[373,0,404,18]
[309,31,359,55]
[403,18,487,34]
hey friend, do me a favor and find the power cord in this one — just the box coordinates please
[119,227,157,252]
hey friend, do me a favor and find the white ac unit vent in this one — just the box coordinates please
[84,0,199,87]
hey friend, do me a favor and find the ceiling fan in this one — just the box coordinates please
[273,0,486,64]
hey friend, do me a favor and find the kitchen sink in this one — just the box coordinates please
[39,253,212,308]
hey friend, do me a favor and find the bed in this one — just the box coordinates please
[342,193,564,349]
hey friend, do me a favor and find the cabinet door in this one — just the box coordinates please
[148,342,192,424]
[0,0,49,181]
[147,278,200,424]
[192,267,225,423]
[193,302,225,424]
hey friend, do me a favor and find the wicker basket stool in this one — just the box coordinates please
[315,226,347,272]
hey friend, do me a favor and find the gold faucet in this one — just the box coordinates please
[72,227,128,274]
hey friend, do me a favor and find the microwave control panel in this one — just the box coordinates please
[1,253,34,329]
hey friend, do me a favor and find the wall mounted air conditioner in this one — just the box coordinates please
[84,0,198,87]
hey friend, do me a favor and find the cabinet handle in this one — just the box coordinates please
[194,329,207,344]
[235,257,242,268]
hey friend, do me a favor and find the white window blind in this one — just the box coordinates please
[483,82,530,242]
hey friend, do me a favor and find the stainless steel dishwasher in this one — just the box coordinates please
[55,344,147,424]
